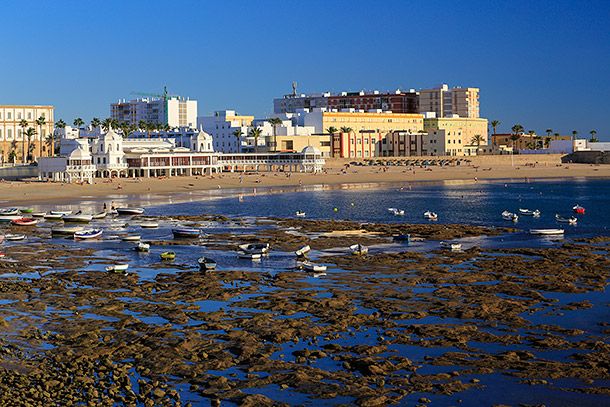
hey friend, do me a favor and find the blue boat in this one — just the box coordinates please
[393,234,411,242]
[172,228,201,238]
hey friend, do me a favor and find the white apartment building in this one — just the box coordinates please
[0,105,55,163]
[111,96,197,128]
[419,84,480,118]
[198,110,254,153]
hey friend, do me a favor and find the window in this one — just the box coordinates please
[27,112,32,119]
[7,112,11,119]
[17,112,21,119]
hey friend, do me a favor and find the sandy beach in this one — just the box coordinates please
[1,154,609,206]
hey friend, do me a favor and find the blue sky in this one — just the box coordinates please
[2,0,609,139]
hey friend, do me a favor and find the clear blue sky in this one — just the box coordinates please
[2,0,609,139]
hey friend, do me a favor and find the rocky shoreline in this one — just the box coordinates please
[0,217,609,406]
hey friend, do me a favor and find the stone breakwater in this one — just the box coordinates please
[0,218,608,406]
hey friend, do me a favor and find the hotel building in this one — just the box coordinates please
[111,96,197,128]
[419,84,480,118]
[198,110,255,153]
[423,115,488,156]
[0,105,55,163]
[327,90,418,113]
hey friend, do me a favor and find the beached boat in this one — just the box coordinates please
[44,212,64,220]
[116,207,145,215]
[502,211,518,221]
[135,241,150,252]
[160,251,175,260]
[198,257,217,271]
[530,228,565,235]
[301,260,327,272]
[105,264,129,273]
[10,218,38,226]
[121,235,141,242]
[62,212,93,223]
[350,243,368,255]
[296,210,306,217]
[92,211,107,219]
[440,241,461,250]
[32,212,46,217]
[519,208,541,217]
[295,245,311,257]
[20,208,33,214]
[393,234,411,242]
[0,214,22,222]
[423,211,438,220]
[556,214,577,224]
[51,226,84,236]
[5,234,26,241]
[140,222,159,229]
[238,243,270,254]
[74,229,103,240]
[50,210,72,216]
[573,205,585,214]
[388,208,405,216]
[0,253,5,258]
[0,208,20,216]
[237,251,262,259]
[172,228,201,238]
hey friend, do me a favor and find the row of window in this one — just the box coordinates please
[329,117,422,123]
[0,111,47,120]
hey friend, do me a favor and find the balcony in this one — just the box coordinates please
[97,163,128,170]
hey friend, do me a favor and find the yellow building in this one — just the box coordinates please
[0,105,55,164]
[259,134,331,156]
[423,116,488,156]
[419,84,480,118]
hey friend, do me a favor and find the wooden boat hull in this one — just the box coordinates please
[160,252,175,260]
[10,218,38,226]
[74,229,103,240]
[172,228,201,238]
[116,208,145,215]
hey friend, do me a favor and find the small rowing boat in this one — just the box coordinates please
[160,251,175,260]
[62,212,93,223]
[140,222,159,229]
[105,264,129,273]
[573,205,585,214]
[519,208,541,217]
[92,211,107,219]
[423,210,438,220]
[44,212,64,220]
[301,260,327,272]
[530,228,564,235]
[198,257,217,271]
[238,243,269,254]
[350,243,368,255]
[121,235,141,242]
[135,241,150,252]
[440,241,461,250]
[388,208,404,216]
[295,245,311,257]
[296,210,306,217]
[32,212,46,217]
[0,208,20,216]
[172,228,201,238]
[74,229,103,240]
[51,226,84,236]
[555,214,577,224]
[10,218,38,226]
[116,207,145,215]
[5,234,26,241]
[20,208,33,214]
[502,211,518,221]
[237,251,262,259]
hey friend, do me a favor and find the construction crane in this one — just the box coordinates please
[130,86,178,124]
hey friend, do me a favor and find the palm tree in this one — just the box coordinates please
[590,130,598,142]
[24,127,37,163]
[19,119,28,164]
[546,129,553,139]
[163,123,171,136]
[46,133,58,156]
[490,120,500,135]
[54,119,66,156]
[147,122,156,138]
[534,135,543,149]
[544,137,552,148]
[102,118,113,132]
[232,129,244,153]
[340,126,353,134]
[554,132,560,140]
[510,124,523,151]
[572,130,578,141]
[36,116,46,159]
[326,126,338,137]
[91,117,101,136]
[470,134,483,153]
[111,119,120,129]
[73,118,84,132]
[120,122,132,138]
[268,117,283,152]
[249,127,262,153]
[138,120,147,135]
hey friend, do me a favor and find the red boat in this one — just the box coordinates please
[10,218,38,226]
[573,205,585,214]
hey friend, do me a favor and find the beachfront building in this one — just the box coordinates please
[111,96,198,128]
[327,89,419,113]
[423,115,489,156]
[198,110,254,153]
[38,146,95,183]
[0,105,55,164]
[419,84,480,118]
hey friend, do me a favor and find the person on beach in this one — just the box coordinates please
[111,201,115,211]
[103,203,107,212]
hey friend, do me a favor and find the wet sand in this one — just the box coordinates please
[2,154,609,205]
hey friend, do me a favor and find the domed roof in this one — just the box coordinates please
[68,147,91,159]
[301,145,321,155]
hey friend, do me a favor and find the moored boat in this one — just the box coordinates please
[172,228,201,238]
[20,208,33,214]
[121,235,141,242]
[135,241,150,252]
[50,210,72,216]
[301,260,327,272]
[160,251,175,260]
[393,234,411,242]
[5,234,26,241]
[440,241,461,250]
[92,211,107,219]
[530,228,564,235]
[0,214,22,222]
[555,214,577,224]
[388,208,405,216]
[502,211,518,221]
[198,257,217,271]
[350,243,368,255]
[44,212,64,220]
[573,205,585,214]
[140,222,159,229]
[116,207,145,215]
[519,208,541,217]
[105,264,129,273]
[296,210,306,217]
[0,208,20,216]
[238,243,269,254]
[62,212,93,223]
[237,251,262,259]
[32,212,46,217]
[423,210,438,220]
[74,229,103,240]
[295,245,311,257]
[51,226,84,236]
[10,218,38,226]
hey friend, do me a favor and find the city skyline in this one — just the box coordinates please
[1,1,608,140]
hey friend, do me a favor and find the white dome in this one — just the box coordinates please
[301,145,321,155]
[68,147,91,159]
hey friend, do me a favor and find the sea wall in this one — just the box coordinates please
[0,164,38,180]
[325,154,565,168]
[562,151,610,164]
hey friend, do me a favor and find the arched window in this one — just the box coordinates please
[109,144,113,152]
[116,144,119,151]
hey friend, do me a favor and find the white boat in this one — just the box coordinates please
[502,211,518,221]
[50,210,72,216]
[135,241,150,252]
[5,234,26,241]
[295,245,311,257]
[238,243,269,254]
[0,214,22,222]
[350,243,368,255]
[44,212,64,220]
[92,211,107,219]
[238,251,262,259]
[519,208,541,217]
[172,228,201,238]
[10,218,38,226]
[555,214,577,224]
[0,208,20,216]
[32,212,46,218]
[423,211,438,220]
[301,260,327,272]
[51,226,84,236]
[530,228,564,235]
[116,207,145,215]
[140,222,159,229]
[62,212,93,223]
[388,208,405,216]
[313,272,327,278]
[198,257,217,270]
[440,241,461,250]
[296,211,306,217]
[105,264,129,273]
[121,235,141,242]
[74,229,103,240]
